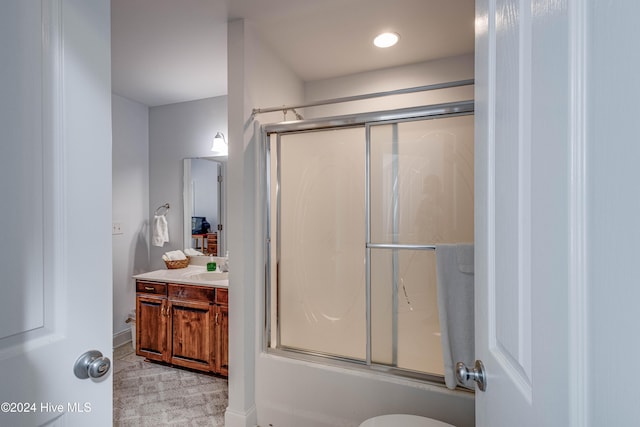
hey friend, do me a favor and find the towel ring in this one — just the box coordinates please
[155,203,170,216]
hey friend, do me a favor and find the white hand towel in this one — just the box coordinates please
[436,243,475,389]
[164,250,186,261]
[152,214,169,247]
[184,248,203,256]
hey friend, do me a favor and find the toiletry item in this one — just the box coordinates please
[218,258,227,272]
[207,256,216,271]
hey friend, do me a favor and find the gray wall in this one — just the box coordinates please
[111,94,227,344]
[148,96,227,270]
[112,94,149,340]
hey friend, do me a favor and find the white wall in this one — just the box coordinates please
[227,18,475,427]
[148,96,227,270]
[111,94,149,343]
[225,18,305,427]
[304,54,474,117]
[586,1,640,423]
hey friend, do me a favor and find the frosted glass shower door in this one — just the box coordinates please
[269,111,474,378]
[277,127,367,360]
[369,115,474,375]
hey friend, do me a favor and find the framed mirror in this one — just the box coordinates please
[182,157,226,256]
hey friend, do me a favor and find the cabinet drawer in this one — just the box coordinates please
[216,288,228,305]
[168,283,215,303]
[136,281,167,295]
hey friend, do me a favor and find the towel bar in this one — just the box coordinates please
[367,243,436,250]
[155,203,170,216]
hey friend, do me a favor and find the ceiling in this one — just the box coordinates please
[111,0,475,107]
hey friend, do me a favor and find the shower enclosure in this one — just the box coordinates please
[265,101,474,382]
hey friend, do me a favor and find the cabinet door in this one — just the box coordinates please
[216,304,229,376]
[136,294,167,362]
[169,299,215,372]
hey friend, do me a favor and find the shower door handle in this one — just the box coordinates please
[455,359,487,391]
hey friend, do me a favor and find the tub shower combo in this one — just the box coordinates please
[262,81,475,386]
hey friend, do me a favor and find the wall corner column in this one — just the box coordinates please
[225,18,258,427]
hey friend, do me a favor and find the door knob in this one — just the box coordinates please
[73,350,111,379]
[455,359,487,391]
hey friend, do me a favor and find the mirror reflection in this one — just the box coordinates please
[182,158,226,256]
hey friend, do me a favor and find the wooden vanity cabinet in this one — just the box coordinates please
[135,280,228,376]
[135,281,168,363]
[215,288,228,376]
[167,284,215,372]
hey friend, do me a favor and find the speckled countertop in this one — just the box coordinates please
[133,265,228,288]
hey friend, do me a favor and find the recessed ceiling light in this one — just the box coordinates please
[373,32,399,48]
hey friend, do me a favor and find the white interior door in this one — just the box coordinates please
[0,1,113,426]
[475,0,575,425]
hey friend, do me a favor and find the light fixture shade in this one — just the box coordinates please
[210,131,228,155]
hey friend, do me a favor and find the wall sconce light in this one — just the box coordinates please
[210,131,228,156]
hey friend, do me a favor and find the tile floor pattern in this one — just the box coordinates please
[113,344,228,426]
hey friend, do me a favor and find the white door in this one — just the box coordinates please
[0,1,113,426]
[475,0,579,425]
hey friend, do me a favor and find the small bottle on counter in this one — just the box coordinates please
[217,251,229,272]
[207,256,216,272]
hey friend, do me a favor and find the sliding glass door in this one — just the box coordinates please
[276,127,366,360]
[369,116,474,375]
[266,104,474,381]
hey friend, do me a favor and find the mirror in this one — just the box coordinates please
[183,158,226,256]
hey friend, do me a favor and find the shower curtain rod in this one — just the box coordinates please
[251,79,474,118]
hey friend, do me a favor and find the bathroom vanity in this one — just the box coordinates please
[133,266,228,376]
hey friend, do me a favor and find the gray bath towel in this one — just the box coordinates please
[436,243,475,389]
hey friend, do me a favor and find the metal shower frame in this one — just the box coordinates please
[260,81,475,385]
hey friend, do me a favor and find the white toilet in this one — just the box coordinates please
[359,414,455,427]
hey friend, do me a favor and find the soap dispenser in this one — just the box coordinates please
[207,255,216,272]
[222,251,229,272]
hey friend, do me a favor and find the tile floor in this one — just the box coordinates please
[113,344,228,426]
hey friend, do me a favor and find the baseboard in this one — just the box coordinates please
[113,328,132,349]
[225,405,257,427]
